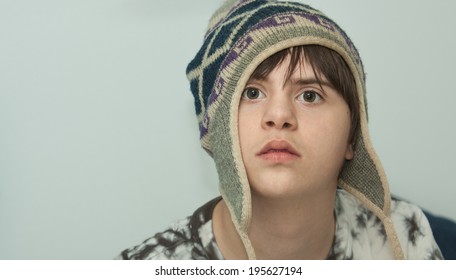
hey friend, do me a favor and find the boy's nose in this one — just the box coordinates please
[261,96,297,130]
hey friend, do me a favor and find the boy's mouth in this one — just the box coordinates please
[257,140,301,159]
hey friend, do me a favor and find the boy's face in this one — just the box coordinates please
[238,55,354,199]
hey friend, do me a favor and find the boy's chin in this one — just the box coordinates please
[249,178,337,201]
[251,184,312,200]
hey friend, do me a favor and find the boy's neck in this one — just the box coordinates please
[212,190,337,260]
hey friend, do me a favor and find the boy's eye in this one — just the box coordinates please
[298,90,322,103]
[242,87,264,100]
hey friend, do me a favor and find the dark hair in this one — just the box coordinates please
[250,45,360,144]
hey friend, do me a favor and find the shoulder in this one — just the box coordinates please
[389,197,443,259]
[117,217,196,260]
[335,190,443,259]
[116,197,222,260]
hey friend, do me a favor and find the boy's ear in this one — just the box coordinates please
[345,143,354,160]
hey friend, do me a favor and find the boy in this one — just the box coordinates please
[118,0,442,259]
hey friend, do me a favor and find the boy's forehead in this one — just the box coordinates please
[249,54,329,84]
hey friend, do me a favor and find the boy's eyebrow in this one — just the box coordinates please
[292,78,333,89]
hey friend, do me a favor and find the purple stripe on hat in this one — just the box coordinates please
[208,35,253,111]
[251,13,335,32]
[301,14,335,32]
[208,77,226,106]
[220,35,254,71]
[202,34,254,138]
[251,14,296,30]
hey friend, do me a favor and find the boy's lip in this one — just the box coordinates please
[256,140,301,157]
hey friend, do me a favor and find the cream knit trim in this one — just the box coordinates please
[219,188,256,259]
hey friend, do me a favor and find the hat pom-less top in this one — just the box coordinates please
[186,0,404,259]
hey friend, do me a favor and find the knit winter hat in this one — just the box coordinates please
[186,0,404,259]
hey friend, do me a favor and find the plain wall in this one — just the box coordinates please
[1,0,455,259]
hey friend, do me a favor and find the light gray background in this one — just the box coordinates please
[1,0,455,259]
